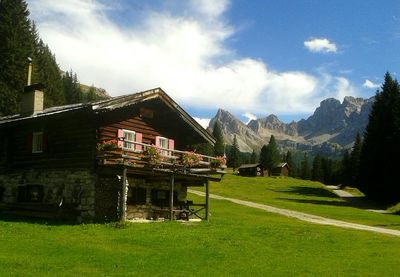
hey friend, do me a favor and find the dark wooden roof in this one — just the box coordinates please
[238,163,262,169]
[0,88,215,145]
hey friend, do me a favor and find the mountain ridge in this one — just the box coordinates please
[208,96,374,154]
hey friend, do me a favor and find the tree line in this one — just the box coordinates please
[0,0,105,116]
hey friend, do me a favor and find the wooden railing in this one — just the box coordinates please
[96,139,226,174]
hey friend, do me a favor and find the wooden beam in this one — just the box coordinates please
[205,180,209,221]
[170,174,175,221]
[121,167,127,222]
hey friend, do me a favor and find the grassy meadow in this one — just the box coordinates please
[199,174,400,230]
[1,174,400,276]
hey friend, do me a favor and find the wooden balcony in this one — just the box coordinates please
[96,140,226,182]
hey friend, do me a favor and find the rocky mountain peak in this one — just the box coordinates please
[208,95,374,154]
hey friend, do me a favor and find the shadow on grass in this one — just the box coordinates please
[272,186,340,198]
[278,196,391,212]
[277,197,350,207]
[0,213,78,226]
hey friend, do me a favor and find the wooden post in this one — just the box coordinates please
[170,174,175,221]
[205,180,209,221]
[121,167,127,222]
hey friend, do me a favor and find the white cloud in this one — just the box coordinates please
[304,38,337,53]
[243,112,257,124]
[363,79,380,89]
[193,117,211,129]
[27,0,354,117]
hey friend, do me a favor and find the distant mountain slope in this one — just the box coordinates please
[208,96,374,155]
[79,83,111,100]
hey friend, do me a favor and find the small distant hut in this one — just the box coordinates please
[272,162,289,176]
[238,164,265,177]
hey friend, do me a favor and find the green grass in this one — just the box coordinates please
[196,174,400,230]
[1,175,400,276]
[342,186,365,197]
[1,196,400,276]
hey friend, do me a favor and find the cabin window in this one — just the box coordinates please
[158,137,168,155]
[118,129,142,151]
[156,136,174,156]
[127,187,147,205]
[32,132,43,153]
[123,130,136,150]
[17,185,44,203]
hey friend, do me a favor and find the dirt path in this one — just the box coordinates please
[188,189,400,237]
[325,185,388,214]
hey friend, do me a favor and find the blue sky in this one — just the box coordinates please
[27,0,400,126]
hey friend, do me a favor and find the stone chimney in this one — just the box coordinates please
[20,57,45,116]
[21,83,45,116]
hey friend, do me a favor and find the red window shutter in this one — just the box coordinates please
[155,136,161,147]
[168,139,174,156]
[135,133,143,151]
[168,139,174,150]
[117,129,124,148]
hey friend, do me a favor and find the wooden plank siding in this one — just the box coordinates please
[0,109,96,170]
[98,117,162,146]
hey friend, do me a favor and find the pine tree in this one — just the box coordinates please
[300,153,311,180]
[250,149,257,163]
[285,150,296,177]
[349,132,362,187]
[259,145,268,169]
[312,154,323,182]
[359,72,400,204]
[227,135,241,171]
[32,37,65,107]
[341,150,351,186]
[63,70,83,104]
[0,0,33,115]
[265,135,281,176]
[212,122,224,156]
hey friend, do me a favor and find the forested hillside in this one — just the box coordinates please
[0,0,108,117]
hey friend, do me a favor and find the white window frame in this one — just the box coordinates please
[32,132,43,153]
[122,129,136,151]
[158,136,169,156]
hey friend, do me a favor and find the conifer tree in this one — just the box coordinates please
[349,132,362,187]
[300,153,311,180]
[265,135,281,176]
[259,144,268,169]
[32,37,65,107]
[212,122,224,156]
[312,154,323,182]
[359,73,400,204]
[340,150,351,186]
[227,135,241,171]
[285,150,296,177]
[63,70,83,104]
[0,0,33,115]
[250,149,257,163]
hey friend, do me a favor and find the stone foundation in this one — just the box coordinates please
[0,169,96,221]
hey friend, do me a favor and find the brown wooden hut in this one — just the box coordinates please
[0,87,224,222]
[238,164,265,177]
[272,162,289,176]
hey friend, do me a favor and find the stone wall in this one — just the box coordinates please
[0,169,96,221]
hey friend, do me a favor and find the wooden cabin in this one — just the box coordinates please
[272,162,289,177]
[0,86,224,222]
[238,164,264,177]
